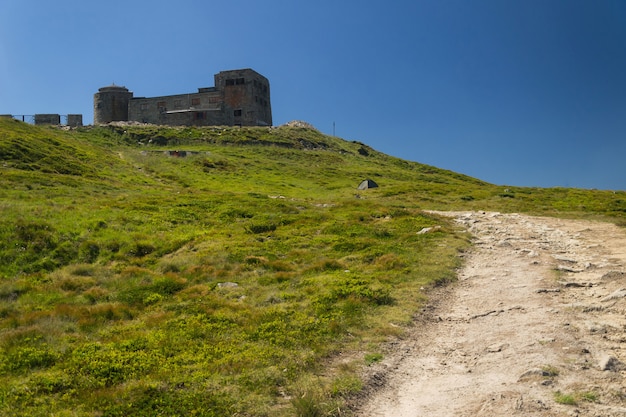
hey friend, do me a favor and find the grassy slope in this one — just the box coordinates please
[0,119,624,416]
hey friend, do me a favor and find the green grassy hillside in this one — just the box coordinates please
[1,118,624,416]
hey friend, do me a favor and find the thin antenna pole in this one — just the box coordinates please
[333,121,335,136]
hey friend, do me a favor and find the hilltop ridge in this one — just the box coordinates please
[0,118,625,416]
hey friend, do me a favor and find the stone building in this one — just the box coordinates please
[94,68,272,127]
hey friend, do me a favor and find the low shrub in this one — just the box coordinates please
[1,344,59,373]
[364,352,383,365]
[553,391,577,405]
[68,342,160,387]
[79,240,100,263]
[58,275,97,292]
[246,222,277,234]
[127,241,156,257]
[308,259,344,272]
[332,276,394,306]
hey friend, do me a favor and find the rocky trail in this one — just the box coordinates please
[355,212,626,417]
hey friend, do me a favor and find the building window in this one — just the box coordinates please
[174,99,182,109]
[140,103,148,111]
[195,112,205,120]
[157,101,166,112]
[191,98,201,106]
[234,109,242,117]
[226,78,245,86]
[209,96,220,104]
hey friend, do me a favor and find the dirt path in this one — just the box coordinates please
[355,212,626,417]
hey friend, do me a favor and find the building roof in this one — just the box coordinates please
[98,84,130,93]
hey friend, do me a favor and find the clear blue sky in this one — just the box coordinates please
[2,0,625,190]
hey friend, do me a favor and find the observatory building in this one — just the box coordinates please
[94,68,271,127]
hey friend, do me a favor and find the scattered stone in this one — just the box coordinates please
[537,288,561,293]
[217,282,239,288]
[601,271,626,281]
[281,120,317,130]
[554,255,578,263]
[486,343,507,353]
[518,368,552,381]
[561,281,592,288]
[582,304,605,312]
[518,248,539,257]
[470,310,503,320]
[599,354,623,371]
[417,226,441,235]
[586,321,607,334]
[601,288,626,302]
[557,265,585,273]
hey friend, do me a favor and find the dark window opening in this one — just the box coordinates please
[234,109,242,117]
[191,98,201,106]
[226,78,245,86]
[157,101,166,112]
[195,112,205,120]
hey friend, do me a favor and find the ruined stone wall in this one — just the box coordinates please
[34,114,61,125]
[1,114,82,126]
[67,114,83,127]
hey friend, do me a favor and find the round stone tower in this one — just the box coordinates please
[93,85,133,124]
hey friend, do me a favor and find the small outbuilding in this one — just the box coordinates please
[357,179,379,190]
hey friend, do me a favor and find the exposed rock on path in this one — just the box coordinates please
[356,212,626,417]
